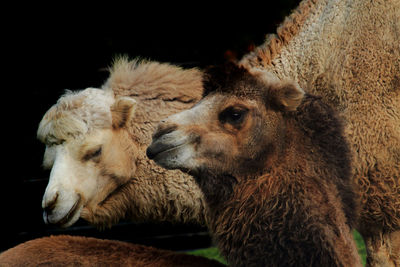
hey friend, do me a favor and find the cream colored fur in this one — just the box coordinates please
[38,58,207,228]
[240,0,400,266]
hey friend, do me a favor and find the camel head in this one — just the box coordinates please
[147,64,305,183]
[37,88,138,227]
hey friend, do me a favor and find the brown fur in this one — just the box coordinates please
[241,0,317,68]
[0,235,224,267]
[148,64,361,266]
[240,0,400,265]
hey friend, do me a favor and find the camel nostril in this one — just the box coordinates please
[148,123,180,160]
[146,146,156,159]
[43,192,59,213]
[152,124,178,140]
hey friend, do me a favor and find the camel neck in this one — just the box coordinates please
[240,0,322,69]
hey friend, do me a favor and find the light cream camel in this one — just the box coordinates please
[147,63,361,266]
[239,0,400,265]
[37,58,206,228]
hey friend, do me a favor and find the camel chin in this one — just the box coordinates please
[43,193,83,228]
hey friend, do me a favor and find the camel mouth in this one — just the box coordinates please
[147,138,198,173]
[147,140,188,161]
[43,194,82,228]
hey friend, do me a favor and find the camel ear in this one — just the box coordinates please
[248,68,304,112]
[111,97,137,128]
[270,81,305,112]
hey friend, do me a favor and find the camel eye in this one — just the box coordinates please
[92,147,102,158]
[83,146,102,161]
[219,106,248,126]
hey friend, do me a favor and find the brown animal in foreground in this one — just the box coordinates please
[0,235,224,267]
[147,64,362,266]
[37,58,207,229]
[239,0,400,265]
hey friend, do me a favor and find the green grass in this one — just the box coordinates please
[186,246,228,265]
[354,230,367,266]
[187,231,367,266]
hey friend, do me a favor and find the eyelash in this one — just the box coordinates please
[83,147,102,161]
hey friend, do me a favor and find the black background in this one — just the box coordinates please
[2,2,300,252]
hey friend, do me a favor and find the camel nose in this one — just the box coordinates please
[152,124,178,140]
[42,192,59,224]
[146,146,156,159]
[147,123,178,159]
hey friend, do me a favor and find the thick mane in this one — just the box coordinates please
[104,57,203,103]
[238,0,400,264]
[240,0,317,68]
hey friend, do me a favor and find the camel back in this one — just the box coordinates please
[241,0,400,232]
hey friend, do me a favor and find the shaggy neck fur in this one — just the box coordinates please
[194,95,360,266]
[241,0,400,113]
[84,153,207,228]
[240,0,318,69]
[240,0,400,264]
[81,58,207,227]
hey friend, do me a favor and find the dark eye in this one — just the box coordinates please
[83,147,102,161]
[91,147,102,158]
[219,106,248,126]
[230,112,243,121]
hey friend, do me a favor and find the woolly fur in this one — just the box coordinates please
[241,0,400,265]
[149,65,361,266]
[37,58,207,228]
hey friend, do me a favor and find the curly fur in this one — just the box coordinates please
[204,66,360,266]
[148,64,362,266]
[37,58,207,228]
[240,0,400,265]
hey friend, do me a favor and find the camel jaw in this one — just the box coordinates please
[43,194,83,228]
